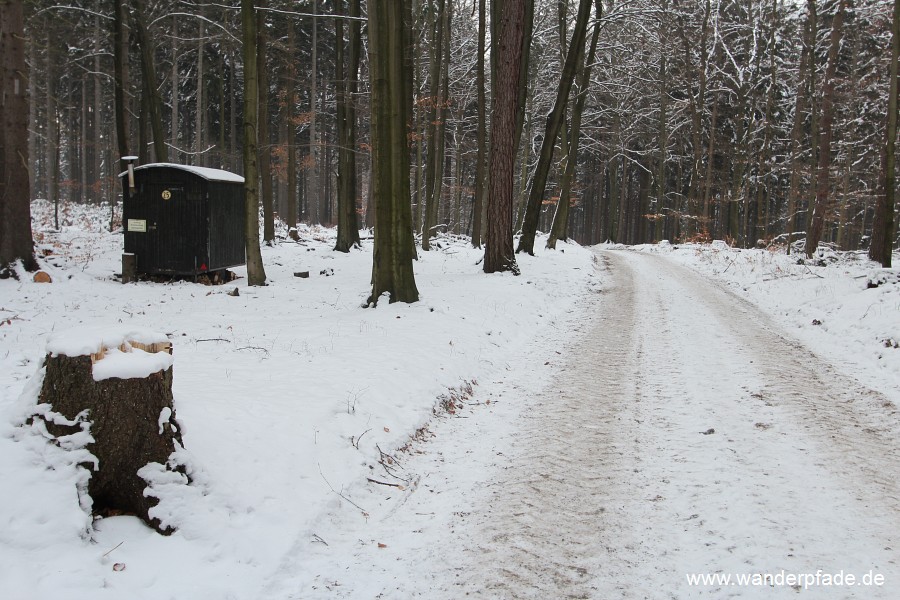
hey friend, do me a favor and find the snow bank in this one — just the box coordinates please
[0,201,598,600]
[633,242,900,398]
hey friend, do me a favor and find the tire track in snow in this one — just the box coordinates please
[450,253,642,598]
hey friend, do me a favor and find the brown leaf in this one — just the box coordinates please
[113,563,126,572]
[377,543,387,549]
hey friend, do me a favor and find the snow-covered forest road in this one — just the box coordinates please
[293,250,900,599]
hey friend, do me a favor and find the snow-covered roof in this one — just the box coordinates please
[118,163,244,183]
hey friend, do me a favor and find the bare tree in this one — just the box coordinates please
[547,0,602,249]
[0,0,37,274]
[485,0,527,274]
[132,0,167,163]
[367,0,419,304]
[516,0,592,255]
[241,0,266,286]
[257,0,274,243]
[335,0,362,252]
[806,0,847,258]
[870,0,899,267]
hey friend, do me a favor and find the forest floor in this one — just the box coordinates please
[1,203,898,599]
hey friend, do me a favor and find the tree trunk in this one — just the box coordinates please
[335,0,362,252]
[257,0,274,243]
[367,0,419,305]
[46,26,60,231]
[870,0,899,267]
[674,0,712,233]
[132,0,167,163]
[285,22,298,231]
[171,17,180,163]
[195,18,205,165]
[516,0,592,255]
[805,0,819,239]
[422,0,447,250]
[655,9,669,242]
[484,0,525,274]
[35,336,184,535]
[805,0,846,258]
[471,0,487,248]
[548,0,601,249]
[0,0,37,274]
[307,0,320,225]
[785,7,812,255]
[513,0,534,158]
[242,0,267,286]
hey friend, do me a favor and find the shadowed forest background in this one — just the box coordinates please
[19,0,899,251]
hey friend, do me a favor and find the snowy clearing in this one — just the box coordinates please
[1,204,898,599]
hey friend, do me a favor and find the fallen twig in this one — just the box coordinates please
[376,443,407,482]
[352,428,372,450]
[236,345,270,355]
[318,463,367,514]
[367,477,404,489]
[102,541,124,558]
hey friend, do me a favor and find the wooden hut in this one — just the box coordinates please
[121,163,245,278]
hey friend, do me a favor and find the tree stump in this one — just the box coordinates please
[36,327,185,534]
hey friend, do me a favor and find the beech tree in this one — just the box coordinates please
[242,0,267,286]
[870,0,899,267]
[132,0,167,163]
[485,0,527,274]
[16,0,899,262]
[367,0,419,304]
[0,0,37,275]
[806,0,847,258]
[516,0,592,255]
[334,0,362,252]
[547,0,602,249]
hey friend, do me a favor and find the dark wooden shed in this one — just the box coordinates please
[120,163,246,277]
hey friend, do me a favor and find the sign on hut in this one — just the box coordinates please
[120,161,246,280]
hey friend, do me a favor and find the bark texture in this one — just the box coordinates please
[0,0,37,273]
[870,0,899,267]
[131,0,167,163]
[516,0,592,255]
[547,0,601,249]
[334,0,362,253]
[367,0,419,304]
[257,0,275,243]
[242,0,267,285]
[805,0,846,258]
[484,0,525,274]
[471,0,488,248]
[37,345,183,535]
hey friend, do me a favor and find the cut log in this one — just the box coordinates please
[36,327,184,534]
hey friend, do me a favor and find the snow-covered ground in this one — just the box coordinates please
[1,204,897,599]
[0,202,596,599]
[633,241,900,403]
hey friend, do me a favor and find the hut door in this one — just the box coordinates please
[146,182,188,272]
